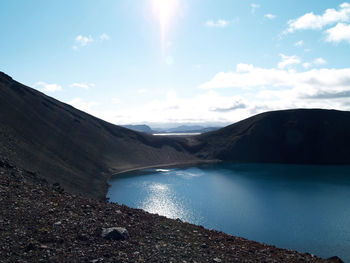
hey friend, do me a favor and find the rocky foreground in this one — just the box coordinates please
[0,158,343,263]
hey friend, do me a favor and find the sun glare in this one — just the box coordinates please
[152,0,179,48]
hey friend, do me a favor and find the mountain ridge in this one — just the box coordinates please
[195,108,350,164]
[0,72,201,200]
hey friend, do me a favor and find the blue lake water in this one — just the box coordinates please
[107,163,350,262]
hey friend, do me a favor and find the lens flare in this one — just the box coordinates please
[152,0,179,50]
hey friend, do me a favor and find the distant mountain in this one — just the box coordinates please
[194,109,350,165]
[122,124,154,134]
[122,124,221,134]
[165,125,220,134]
[0,72,200,200]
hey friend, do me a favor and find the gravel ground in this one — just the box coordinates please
[0,158,343,263]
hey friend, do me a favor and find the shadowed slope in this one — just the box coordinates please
[195,109,350,165]
[0,72,199,200]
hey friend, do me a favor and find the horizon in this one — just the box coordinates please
[2,0,350,126]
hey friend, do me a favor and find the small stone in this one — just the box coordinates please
[25,243,35,252]
[101,227,129,241]
[213,258,222,263]
[201,243,208,249]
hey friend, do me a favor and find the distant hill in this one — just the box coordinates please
[194,109,350,165]
[164,125,220,134]
[123,124,221,134]
[0,72,200,200]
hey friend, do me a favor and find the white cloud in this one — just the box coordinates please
[91,68,350,125]
[190,63,350,123]
[68,98,98,113]
[303,58,327,69]
[302,62,312,69]
[99,33,110,41]
[251,3,260,14]
[313,57,327,65]
[278,54,301,69]
[286,2,350,33]
[100,91,249,125]
[74,61,350,125]
[73,33,109,49]
[198,63,350,92]
[294,40,304,47]
[205,19,230,28]
[70,83,95,90]
[75,35,94,47]
[326,22,350,43]
[236,63,254,72]
[34,81,62,92]
[264,14,276,20]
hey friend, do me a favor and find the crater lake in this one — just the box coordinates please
[107,163,350,261]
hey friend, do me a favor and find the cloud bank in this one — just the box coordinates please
[34,82,62,92]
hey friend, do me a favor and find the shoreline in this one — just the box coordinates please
[103,159,220,201]
[109,159,221,178]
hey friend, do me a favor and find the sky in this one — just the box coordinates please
[1,0,350,127]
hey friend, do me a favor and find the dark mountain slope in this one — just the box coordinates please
[194,109,350,165]
[0,72,199,200]
[122,124,154,134]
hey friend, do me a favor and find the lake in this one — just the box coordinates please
[107,163,350,262]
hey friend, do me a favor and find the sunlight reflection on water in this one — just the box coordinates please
[139,182,191,221]
[155,169,170,172]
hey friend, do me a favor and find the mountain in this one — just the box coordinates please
[150,125,221,134]
[0,72,200,200]
[122,124,154,134]
[165,125,220,133]
[122,124,221,134]
[194,109,350,165]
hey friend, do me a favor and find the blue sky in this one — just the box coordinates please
[1,0,350,126]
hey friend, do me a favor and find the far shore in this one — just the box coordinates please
[152,132,201,136]
[109,159,220,178]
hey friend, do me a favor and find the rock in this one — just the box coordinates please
[101,227,129,241]
[213,258,222,262]
[25,242,35,252]
[201,243,208,249]
[52,182,64,193]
